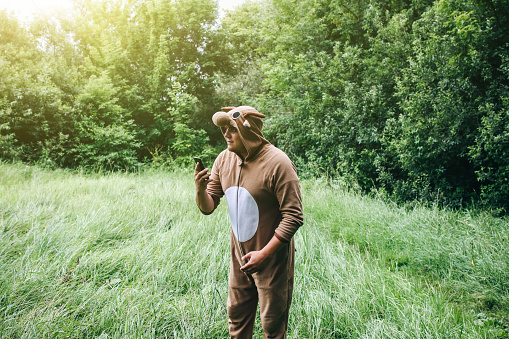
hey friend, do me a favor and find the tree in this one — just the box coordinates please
[0,10,75,166]
[67,0,224,160]
[72,73,140,170]
[383,0,509,206]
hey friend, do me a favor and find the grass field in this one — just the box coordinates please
[0,162,507,338]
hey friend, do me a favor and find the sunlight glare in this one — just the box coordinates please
[0,0,249,22]
[0,0,73,18]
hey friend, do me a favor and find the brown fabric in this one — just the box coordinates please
[203,106,303,338]
[273,231,288,243]
[228,238,295,339]
[206,144,303,248]
[204,106,303,245]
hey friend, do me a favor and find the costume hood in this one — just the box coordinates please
[212,106,270,161]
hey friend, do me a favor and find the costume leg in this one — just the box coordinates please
[228,257,259,339]
[257,241,295,339]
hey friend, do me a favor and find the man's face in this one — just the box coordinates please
[223,124,247,158]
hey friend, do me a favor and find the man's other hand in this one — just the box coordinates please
[240,251,269,274]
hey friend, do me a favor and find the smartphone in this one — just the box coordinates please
[194,157,205,172]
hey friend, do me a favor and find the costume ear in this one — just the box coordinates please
[244,112,266,119]
[221,107,236,112]
[212,111,232,127]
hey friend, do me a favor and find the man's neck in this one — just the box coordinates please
[230,149,247,161]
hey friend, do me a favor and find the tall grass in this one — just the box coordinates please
[305,179,509,316]
[0,162,507,338]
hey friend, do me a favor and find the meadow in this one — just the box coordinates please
[0,162,507,338]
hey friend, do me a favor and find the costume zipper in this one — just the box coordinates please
[236,160,246,260]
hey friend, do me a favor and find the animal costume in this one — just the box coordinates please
[201,106,304,339]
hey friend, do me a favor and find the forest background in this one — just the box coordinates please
[1,0,508,212]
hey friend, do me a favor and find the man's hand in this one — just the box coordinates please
[194,163,210,192]
[240,250,269,274]
[195,163,214,214]
[240,235,284,274]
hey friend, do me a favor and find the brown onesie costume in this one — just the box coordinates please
[200,106,303,338]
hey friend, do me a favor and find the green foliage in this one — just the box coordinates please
[253,0,420,189]
[381,1,483,204]
[0,43,73,164]
[0,123,17,159]
[73,121,140,171]
[166,83,213,165]
[469,99,509,213]
[222,0,509,211]
[1,0,509,211]
[0,10,78,166]
[69,0,222,144]
[377,0,509,209]
[72,0,223,161]
[72,74,140,171]
[0,0,224,170]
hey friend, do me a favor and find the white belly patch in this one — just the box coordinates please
[225,186,259,242]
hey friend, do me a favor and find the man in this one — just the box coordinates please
[194,106,304,339]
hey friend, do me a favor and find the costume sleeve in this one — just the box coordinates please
[199,154,224,215]
[272,156,304,242]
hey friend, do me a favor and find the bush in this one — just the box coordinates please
[469,99,509,213]
[72,74,141,171]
